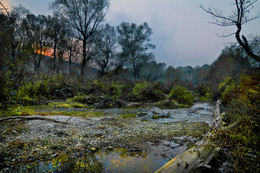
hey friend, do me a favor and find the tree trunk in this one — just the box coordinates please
[81,39,87,78]
[235,24,260,62]
[53,35,57,72]
[69,51,72,75]
[99,53,109,77]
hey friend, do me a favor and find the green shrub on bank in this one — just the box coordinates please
[169,85,194,106]
[129,81,166,101]
[196,84,213,101]
[217,75,259,172]
[17,80,51,103]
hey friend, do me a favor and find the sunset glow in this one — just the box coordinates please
[34,47,54,57]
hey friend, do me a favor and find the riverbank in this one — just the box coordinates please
[0,102,214,172]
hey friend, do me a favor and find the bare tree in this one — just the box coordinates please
[94,23,117,77]
[51,0,109,78]
[200,0,260,62]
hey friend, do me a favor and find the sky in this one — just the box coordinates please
[3,0,260,67]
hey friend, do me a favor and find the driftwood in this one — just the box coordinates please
[155,100,224,173]
[0,107,96,124]
[0,116,68,124]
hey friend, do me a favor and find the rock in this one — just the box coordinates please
[90,147,97,151]
[170,142,180,148]
[108,146,113,150]
[156,99,179,109]
[126,102,142,108]
[116,99,128,107]
[141,116,150,121]
[149,107,170,118]
[163,141,171,146]
[137,112,148,117]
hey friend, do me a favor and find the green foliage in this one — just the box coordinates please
[131,81,149,99]
[196,83,213,102]
[152,114,160,119]
[17,80,50,103]
[66,95,91,104]
[169,85,194,106]
[129,81,166,101]
[109,82,125,99]
[48,102,86,109]
[0,106,35,117]
[218,75,260,171]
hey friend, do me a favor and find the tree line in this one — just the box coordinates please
[0,0,159,80]
[0,0,259,100]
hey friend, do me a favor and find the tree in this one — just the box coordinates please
[51,0,109,78]
[200,0,260,62]
[94,23,117,77]
[0,5,31,100]
[21,14,51,73]
[140,60,166,81]
[117,22,156,79]
[47,13,68,72]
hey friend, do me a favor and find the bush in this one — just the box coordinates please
[17,80,51,103]
[129,81,166,101]
[218,75,260,172]
[196,83,213,101]
[169,85,194,106]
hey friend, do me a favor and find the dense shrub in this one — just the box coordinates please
[196,83,213,101]
[17,80,51,102]
[14,74,79,104]
[169,85,194,106]
[218,75,260,172]
[129,81,166,101]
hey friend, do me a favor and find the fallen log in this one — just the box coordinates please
[0,116,68,124]
[155,100,224,173]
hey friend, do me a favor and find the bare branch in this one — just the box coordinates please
[216,32,236,38]
[201,0,260,61]
[0,2,9,16]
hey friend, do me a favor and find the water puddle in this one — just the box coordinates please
[6,142,187,173]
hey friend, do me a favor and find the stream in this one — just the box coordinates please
[0,102,215,173]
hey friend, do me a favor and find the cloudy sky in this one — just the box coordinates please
[3,0,260,67]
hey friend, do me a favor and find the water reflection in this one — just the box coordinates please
[11,147,172,173]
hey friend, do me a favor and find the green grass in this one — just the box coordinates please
[120,113,136,119]
[48,102,88,109]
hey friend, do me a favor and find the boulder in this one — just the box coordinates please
[156,99,179,109]
[126,102,142,108]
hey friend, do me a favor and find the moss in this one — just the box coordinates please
[0,106,35,117]
[152,114,160,119]
[49,102,87,109]
[120,113,136,119]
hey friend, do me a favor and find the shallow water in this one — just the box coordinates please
[154,102,215,125]
[10,143,187,173]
